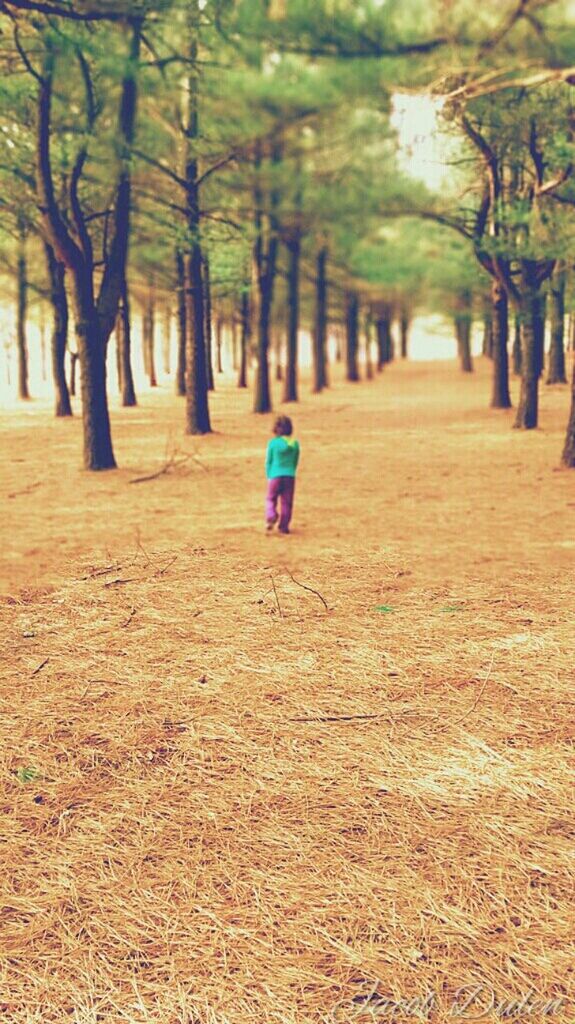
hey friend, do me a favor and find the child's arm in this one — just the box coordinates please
[265,439,273,479]
[294,441,300,471]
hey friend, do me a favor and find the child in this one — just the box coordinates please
[265,415,300,534]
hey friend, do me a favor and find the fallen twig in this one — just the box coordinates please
[31,658,49,677]
[120,607,137,628]
[286,571,329,611]
[81,564,120,581]
[8,481,41,500]
[288,713,382,723]
[270,577,284,614]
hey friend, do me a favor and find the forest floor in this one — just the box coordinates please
[1,359,575,1024]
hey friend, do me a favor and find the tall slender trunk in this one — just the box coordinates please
[183,2,211,434]
[44,241,72,417]
[115,314,123,392]
[119,276,136,406]
[346,292,360,382]
[365,313,374,379]
[312,245,328,392]
[514,266,545,429]
[547,262,567,385]
[175,250,186,396]
[562,350,575,466]
[143,286,157,387]
[163,307,171,375]
[69,351,78,397]
[40,306,47,381]
[253,139,281,414]
[17,220,30,400]
[482,310,493,358]
[216,315,224,374]
[284,236,299,402]
[512,316,522,376]
[238,288,249,388]
[490,278,511,409]
[376,312,392,370]
[400,308,409,359]
[455,289,473,372]
[231,316,238,371]
[204,253,215,390]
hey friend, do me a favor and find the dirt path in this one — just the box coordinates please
[2,361,574,1022]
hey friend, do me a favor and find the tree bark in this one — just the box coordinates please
[312,245,329,392]
[44,241,72,416]
[365,313,374,379]
[514,266,544,429]
[346,292,360,382]
[547,262,567,385]
[253,140,281,414]
[482,310,493,358]
[69,351,78,397]
[238,288,249,389]
[490,278,511,409]
[17,220,30,400]
[183,3,211,434]
[119,276,136,406]
[144,286,157,387]
[175,250,186,396]
[283,236,299,402]
[163,307,171,375]
[203,253,215,390]
[376,311,392,370]
[562,352,575,466]
[455,290,473,372]
[400,308,410,359]
[512,316,522,376]
[216,315,224,374]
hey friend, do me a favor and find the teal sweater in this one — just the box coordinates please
[266,436,300,479]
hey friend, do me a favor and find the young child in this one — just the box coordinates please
[265,415,300,534]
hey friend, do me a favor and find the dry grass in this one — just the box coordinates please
[1,360,575,1022]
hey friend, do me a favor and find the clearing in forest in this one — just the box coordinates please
[2,361,574,1023]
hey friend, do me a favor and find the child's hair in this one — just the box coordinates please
[273,415,293,437]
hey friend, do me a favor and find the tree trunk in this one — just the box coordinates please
[512,316,522,376]
[75,303,116,470]
[238,289,249,389]
[514,270,544,430]
[253,139,281,414]
[216,315,224,374]
[365,314,374,379]
[184,246,211,433]
[231,316,239,371]
[312,245,329,393]
[400,309,410,359]
[69,351,78,397]
[175,250,186,396]
[163,307,171,375]
[204,254,215,390]
[17,222,30,400]
[119,277,136,407]
[40,307,47,381]
[490,278,511,409]
[346,292,360,382]
[143,287,157,387]
[562,352,575,466]
[547,263,567,385]
[455,290,473,372]
[376,313,392,370]
[44,241,72,417]
[183,2,211,434]
[482,311,494,358]
[284,237,299,402]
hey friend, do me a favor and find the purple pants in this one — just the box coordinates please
[266,476,295,531]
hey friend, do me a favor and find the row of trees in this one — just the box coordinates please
[1,0,575,467]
